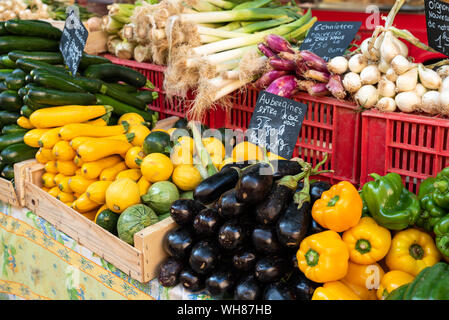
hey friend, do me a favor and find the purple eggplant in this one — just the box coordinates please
[254,70,288,90]
[326,74,346,100]
[265,34,294,54]
[298,50,328,72]
[257,43,277,58]
[158,257,184,287]
[265,75,298,98]
[269,58,296,71]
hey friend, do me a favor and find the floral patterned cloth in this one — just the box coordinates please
[0,201,212,300]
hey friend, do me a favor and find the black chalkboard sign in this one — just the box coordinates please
[59,6,88,76]
[425,0,449,56]
[247,91,307,159]
[300,21,362,61]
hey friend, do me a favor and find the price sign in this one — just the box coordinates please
[425,0,449,56]
[247,91,307,159]
[300,21,361,61]
[59,6,88,76]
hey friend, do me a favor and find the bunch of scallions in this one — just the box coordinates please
[325,0,449,116]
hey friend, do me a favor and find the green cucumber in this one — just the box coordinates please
[8,51,64,64]
[106,83,139,93]
[25,74,33,84]
[0,69,13,81]
[23,95,50,110]
[0,111,20,126]
[1,164,14,180]
[0,143,37,164]
[20,105,34,118]
[0,90,22,112]
[2,124,27,135]
[0,22,10,36]
[0,132,26,151]
[132,90,156,104]
[32,71,86,93]
[79,54,111,70]
[5,73,25,90]
[0,36,59,54]
[0,55,15,68]
[28,88,97,106]
[18,87,27,98]
[104,83,146,110]
[4,20,62,40]
[95,94,155,123]
[0,82,7,92]
[84,63,148,88]
[30,68,103,93]
[16,58,70,75]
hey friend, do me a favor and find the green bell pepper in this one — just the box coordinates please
[359,190,371,218]
[434,215,449,258]
[386,263,449,300]
[415,177,447,231]
[361,172,421,230]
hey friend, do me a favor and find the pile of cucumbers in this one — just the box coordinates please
[0,19,159,181]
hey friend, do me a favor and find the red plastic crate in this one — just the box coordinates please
[224,88,362,185]
[360,110,449,194]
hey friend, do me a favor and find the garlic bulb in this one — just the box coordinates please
[421,91,441,114]
[376,97,397,112]
[361,37,379,61]
[391,55,415,75]
[378,58,390,74]
[360,65,381,85]
[396,38,409,57]
[342,72,362,93]
[355,85,378,108]
[380,31,402,63]
[437,65,449,79]
[348,54,368,74]
[378,76,396,98]
[440,91,449,115]
[327,56,348,75]
[386,68,398,82]
[418,64,442,90]
[414,83,427,97]
[396,67,418,92]
[395,91,421,113]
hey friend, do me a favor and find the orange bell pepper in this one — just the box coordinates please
[341,261,385,300]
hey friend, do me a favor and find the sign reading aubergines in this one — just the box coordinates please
[247,91,307,159]
[59,5,88,76]
[300,21,362,61]
[425,0,449,56]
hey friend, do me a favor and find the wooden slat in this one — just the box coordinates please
[134,217,177,282]
[14,160,42,207]
[0,178,19,207]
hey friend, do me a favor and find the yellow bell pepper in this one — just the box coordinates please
[342,217,392,265]
[297,230,349,283]
[312,281,361,300]
[386,228,441,276]
[311,181,363,232]
[376,270,414,300]
[341,261,385,300]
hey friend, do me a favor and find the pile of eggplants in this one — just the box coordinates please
[255,34,345,100]
[157,159,332,300]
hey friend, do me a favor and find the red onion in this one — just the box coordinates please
[303,69,330,83]
[298,50,328,73]
[326,74,346,100]
[269,58,296,71]
[265,34,294,54]
[254,70,288,89]
[266,75,298,98]
[257,43,277,58]
[307,83,330,96]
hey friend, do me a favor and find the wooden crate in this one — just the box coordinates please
[20,160,176,282]
[0,176,19,207]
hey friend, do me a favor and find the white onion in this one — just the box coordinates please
[342,72,362,93]
[360,65,381,85]
[376,97,396,112]
[421,91,441,115]
[378,58,390,74]
[348,54,368,74]
[355,85,378,108]
[386,68,398,82]
[437,65,449,79]
[361,38,379,61]
[418,64,442,90]
[378,76,396,98]
[391,55,415,75]
[395,91,421,113]
[414,83,427,97]
[396,67,418,92]
[327,56,348,75]
[441,77,449,92]
[380,31,401,63]
[440,91,449,115]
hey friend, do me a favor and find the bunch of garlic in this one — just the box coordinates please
[0,0,50,21]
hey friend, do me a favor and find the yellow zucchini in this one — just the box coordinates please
[58,176,72,193]
[24,128,50,148]
[42,172,56,188]
[73,155,84,167]
[53,173,67,186]
[128,124,150,147]
[80,155,122,180]
[125,146,145,169]
[35,148,48,164]
[44,161,58,174]
[72,193,101,213]
[58,121,129,141]
[85,180,112,204]
[52,140,76,161]
[29,105,113,129]
[137,176,151,196]
[75,168,82,176]
[38,127,62,149]
[38,147,55,162]
[100,161,127,181]
[116,168,142,182]
[48,186,59,197]
[17,116,34,129]
[70,134,134,150]
[84,117,108,126]
[68,175,97,194]
[55,160,77,176]
[57,192,75,203]
[77,139,133,162]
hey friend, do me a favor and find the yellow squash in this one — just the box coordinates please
[68,175,97,194]
[48,186,59,197]
[55,160,78,176]
[85,181,112,204]
[38,127,62,149]
[128,124,150,147]
[232,141,264,162]
[80,155,122,180]
[116,169,142,181]
[52,141,76,161]
[170,144,193,167]
[44,161,58,174]
[35,148,49,164]
[39,147,55,162]
[53,173,67,186]
[100,161,128,181]
[105,178,141,213]
[73,155,84,167]
[57,192,75,203]
[77,139,132,162]
[30,105,112,128]
[17,116,34,129]
[70,134,134,150]
[202,137,225,166]
[85,117,108,126]
[140,153,173,183]
[137,176,151,196]
[58,122,129,141]
[118,113,145,126]
[24,129,50,148]
[58,177,72,193]
[72,193,101,213]
[172,165,202,191]
[42,172,56,188]
[125,146,145,169]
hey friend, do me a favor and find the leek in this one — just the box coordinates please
[198,26,251,38]
[234,17,294,33]
[232,0,273,10]
[218,21,244,30]
[189,0,223,12]
[188,121,218,177]
[204,0,236,10]
[178,8,289,23]
[107,3,135,24]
